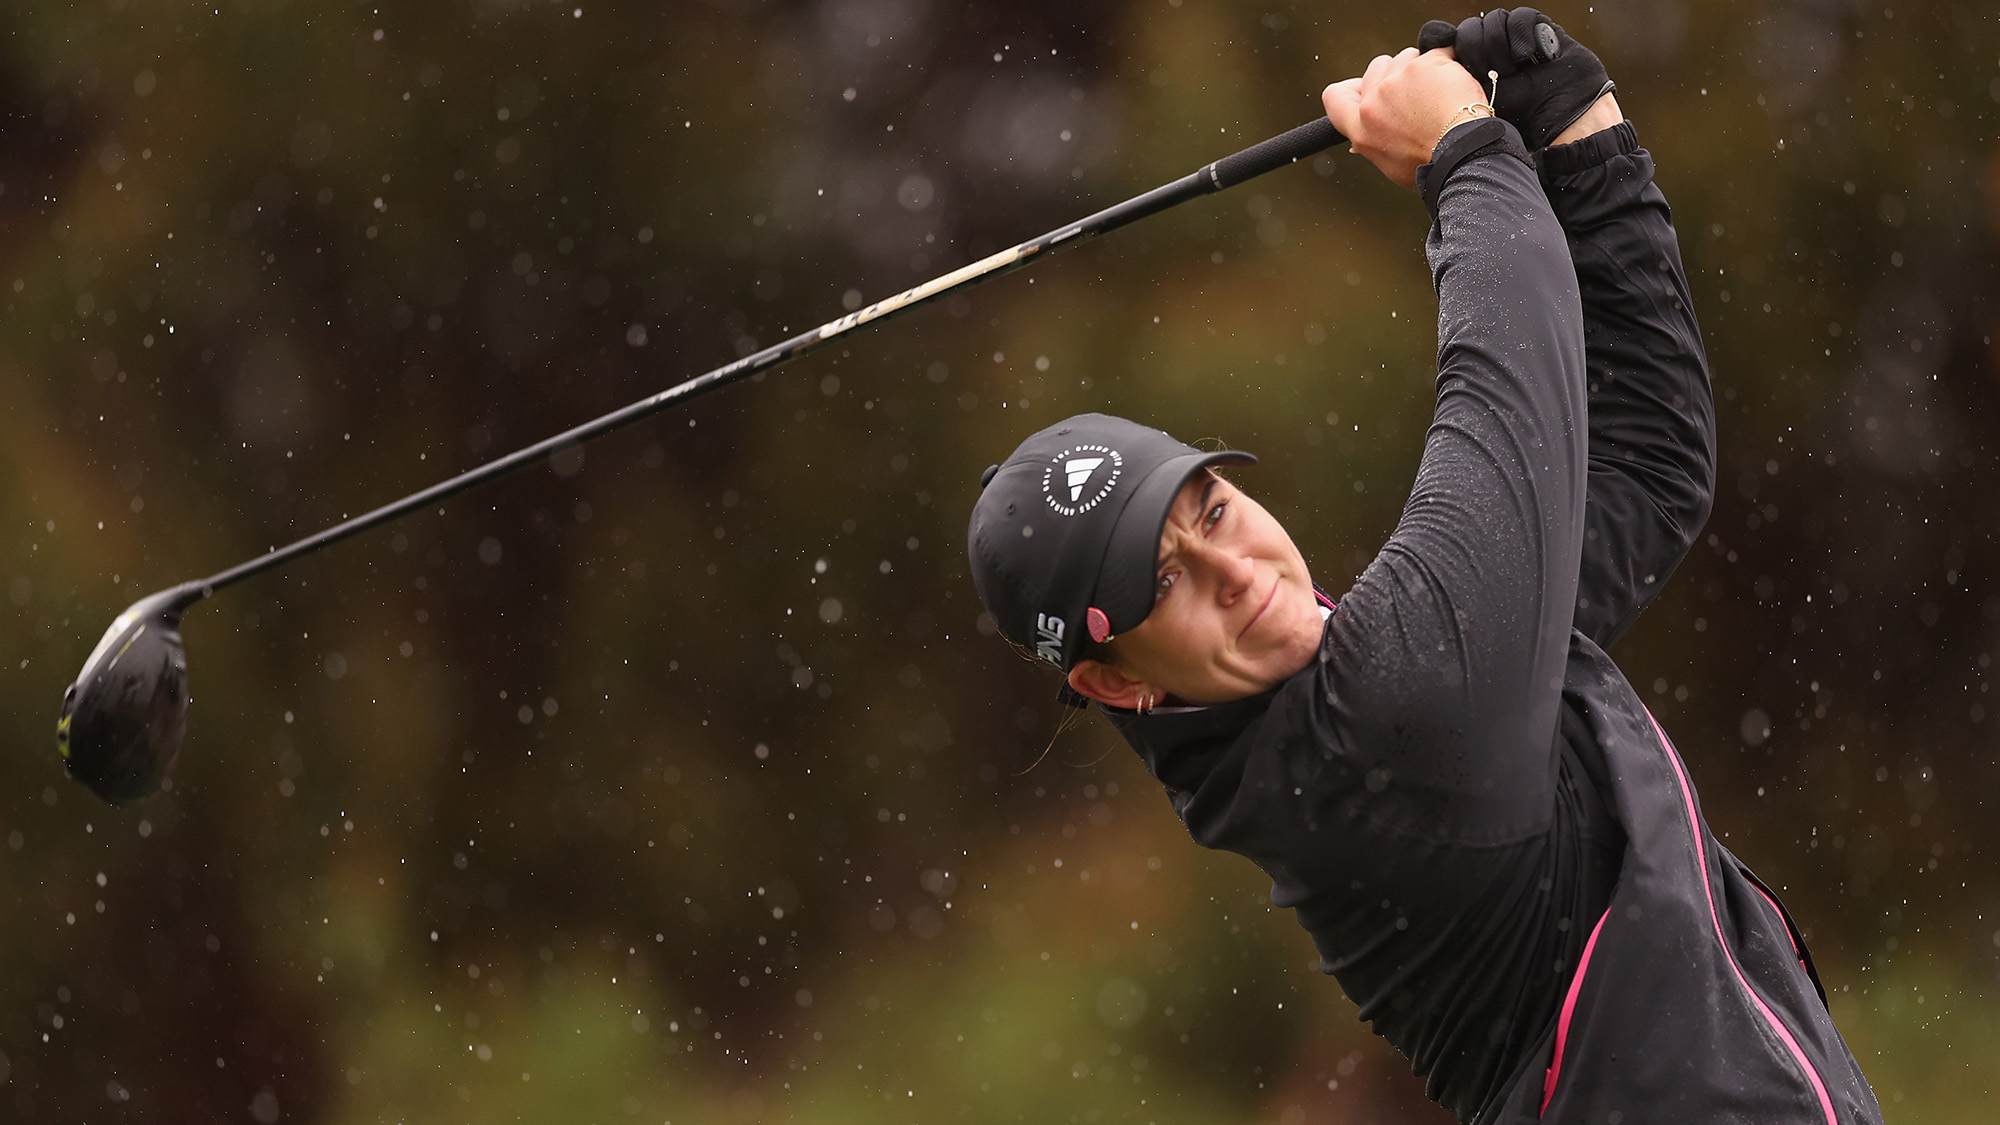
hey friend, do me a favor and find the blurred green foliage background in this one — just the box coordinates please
[2,0,1997,1121]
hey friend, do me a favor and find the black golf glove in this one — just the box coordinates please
[1417,8,1614,149]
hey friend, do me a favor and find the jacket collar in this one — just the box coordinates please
[1105,688,1280,794]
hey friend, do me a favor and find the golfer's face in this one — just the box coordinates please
[1114,473,1322,704]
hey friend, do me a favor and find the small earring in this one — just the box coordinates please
[1138,692,1154,715]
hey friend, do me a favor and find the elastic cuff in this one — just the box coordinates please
[1534,119,1638,180]
[1416,117,1531,222]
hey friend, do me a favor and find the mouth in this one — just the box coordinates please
[1237,580,1278,642]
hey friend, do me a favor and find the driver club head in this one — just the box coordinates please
[57,582,205,804]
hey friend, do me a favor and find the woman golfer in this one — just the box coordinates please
[967,11,1880,1123]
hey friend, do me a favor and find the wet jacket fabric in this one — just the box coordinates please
[1106,119,1881,1124]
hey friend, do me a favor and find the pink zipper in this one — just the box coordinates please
[1647,711,1840,1125]
[1540,906,1610,1113]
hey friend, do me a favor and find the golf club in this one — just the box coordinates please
[56,114,1347,805]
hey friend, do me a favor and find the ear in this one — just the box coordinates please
[1067,658,1155,710]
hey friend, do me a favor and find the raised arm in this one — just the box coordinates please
[1305,51,1588,822]
[1539,118,1716,649]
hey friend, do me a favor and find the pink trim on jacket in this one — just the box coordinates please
[1540,907,1611,1113]
[1647,712,1840,1125]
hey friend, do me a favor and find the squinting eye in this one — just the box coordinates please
[1205,501,1227,528]
[1155,571,1177,598]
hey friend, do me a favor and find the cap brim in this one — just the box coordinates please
[1088,448,1257,636]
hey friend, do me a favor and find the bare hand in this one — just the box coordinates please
[1322,47,1488,189]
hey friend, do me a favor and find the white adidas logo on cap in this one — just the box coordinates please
[1041,445,1123,517]
[1064,457,1104,501]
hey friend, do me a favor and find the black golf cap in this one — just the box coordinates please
[967,413,1255,672]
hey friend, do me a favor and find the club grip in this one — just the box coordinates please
[1205,117,1346,191]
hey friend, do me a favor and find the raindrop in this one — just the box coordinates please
[1096,978,1148,1029]
[1739,708,1772,747]
[547,443,585,479]
[896,175,935,212]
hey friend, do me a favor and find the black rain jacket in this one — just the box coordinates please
[1107,119,1882,1125]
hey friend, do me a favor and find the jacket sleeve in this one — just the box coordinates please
[1275,117,1590,837]
[1537,122,1716,650]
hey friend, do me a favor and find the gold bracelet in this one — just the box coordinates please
[1435,103,1496,152]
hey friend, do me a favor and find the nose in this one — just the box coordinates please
[1192,541,1256,605]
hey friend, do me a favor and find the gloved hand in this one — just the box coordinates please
[1417,8,1614,149]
